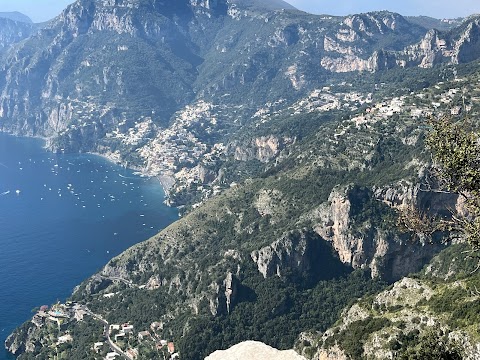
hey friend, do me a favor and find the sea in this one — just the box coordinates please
[0,133,178,359]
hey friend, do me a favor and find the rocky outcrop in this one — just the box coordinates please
[399,29,449,68]
[5,333,25,356]
[307,185,447,281]
[298,271,480,360]
[4,324,37,356]
[315,346,348,360]
[223,272,238,314]
[206,341,306,360]
[452,18,480,64]
[321,50,396,73]
[233,136,291,163]
[251,230,316,278]
[373,179,461,217]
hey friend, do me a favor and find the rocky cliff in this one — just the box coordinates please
[0,17,35,54]
[1,0,479,205]
[296,245,480,359]
[206,341,306,360]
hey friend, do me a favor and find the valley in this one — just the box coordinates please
[2,1,480,359]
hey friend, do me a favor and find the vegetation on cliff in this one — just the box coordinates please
[5,2,480,359]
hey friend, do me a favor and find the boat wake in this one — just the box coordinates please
[118,174,140,180]
[0,190,10,196]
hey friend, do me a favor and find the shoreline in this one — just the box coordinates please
[0,132,179,360]
[0,130,177,203]
[88,151,176,198]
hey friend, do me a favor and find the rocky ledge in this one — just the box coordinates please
[206,341,306,360]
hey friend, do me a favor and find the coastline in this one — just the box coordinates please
[0,130,178,204]
[88,151,176,199]
[1,134,180,358]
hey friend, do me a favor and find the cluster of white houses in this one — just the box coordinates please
[97,322,178,359]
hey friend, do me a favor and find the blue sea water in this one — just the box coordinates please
[0,133,178,359]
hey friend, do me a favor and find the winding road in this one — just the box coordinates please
[82,305,133,360]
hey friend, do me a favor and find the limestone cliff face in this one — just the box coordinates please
[321,15,480,73]
[251,230,316,278]
[321,50,396,73]
[399,29,449,68]
[304,185,447,281]
[397,17,480,68]
[233,136,291,163]
[452,17,480,64]
[297,273,480,360]
[373,179,462,218]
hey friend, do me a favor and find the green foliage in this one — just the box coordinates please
[420,244,480,280]
[177,270,386,360]
[426,118,480,195]
[426,117,480,248]
[324,317,392,359]
[395,328,462,360]
[427,278,480,328]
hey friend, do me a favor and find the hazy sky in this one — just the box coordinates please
[1,0,479,23]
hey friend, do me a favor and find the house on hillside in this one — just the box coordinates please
[138,331,151,341]
[122,323,134,333]
[114,332,126,342]
[93,342,104,353]
[126,348,139,359]
[105,352,119,360]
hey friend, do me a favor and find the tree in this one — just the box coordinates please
[425,116,480,249]
[396,328,462,360]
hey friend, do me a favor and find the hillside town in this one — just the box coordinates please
[30,302,179,360]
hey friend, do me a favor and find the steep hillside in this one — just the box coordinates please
[296,244,480,360]
[8,65,480,358]
[0,12,33,24]
[0,17,35,55]
[1,0,480,207]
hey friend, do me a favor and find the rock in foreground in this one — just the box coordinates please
[205,341,306,360]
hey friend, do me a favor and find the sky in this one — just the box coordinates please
[0,0,479,23]
[287,0,480,19]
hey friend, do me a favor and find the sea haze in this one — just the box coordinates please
[0,133,178,359]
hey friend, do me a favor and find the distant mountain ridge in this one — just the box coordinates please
[230,0,297,11]
[0,11,32,24]
[0,1,479,204]
[4,1,480,359]
[0,17,35,56]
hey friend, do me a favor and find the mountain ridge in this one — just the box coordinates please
[0,11,33,24]
[4,2,480,359]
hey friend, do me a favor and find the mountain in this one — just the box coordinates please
[230,0,297,11]
[0,11,33,24]
[296,244,480,360]
[407,15,463,31]
[0,0,468,204]
[0,17,35,55]
[4,1,480,359]
[8,55,480,358]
